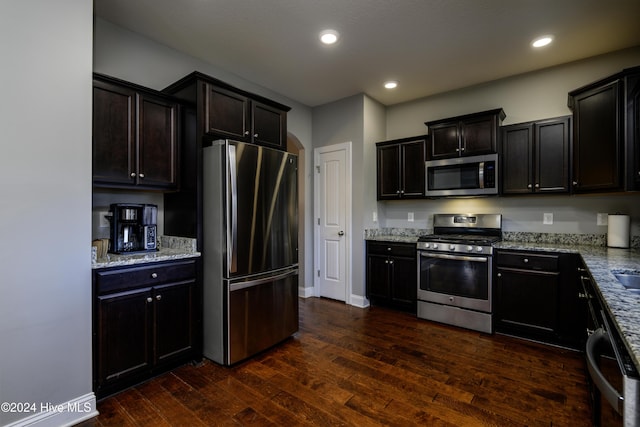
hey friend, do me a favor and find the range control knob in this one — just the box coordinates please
[476,247,484,253]
[467,245,473,252]
[424,243,430,249]
[433,244,439,249]
[449,244,456,250]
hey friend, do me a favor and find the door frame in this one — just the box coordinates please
[313,141,352,304]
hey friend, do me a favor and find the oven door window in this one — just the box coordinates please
[427,163,480,191]
[419,254,489,300]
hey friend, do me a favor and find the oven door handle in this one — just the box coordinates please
[419,252,488,263]
[586,327,624,415]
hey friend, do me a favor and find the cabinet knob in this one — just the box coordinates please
[387,247,391,251]
[527,184,532,189]
[244,131,250,136]
[130,172,136,178]
[400,190,405,194]
[139,173,145,179]
[460,147,465,152]
[156,294,162,301]
[146,297,153,303]
[389,260,394,265]
[455,148,460,152]
[385,260,389,264]
[497,273,502,277]
[396,190,401,194]
[573,181,578,186]
[523,258,529,263]
[254,133,258,138]
[151,272,158,279]
[535,183,539,188]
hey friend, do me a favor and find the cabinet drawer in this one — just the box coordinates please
[95,259,196,294]
[497,251,558,271]
[367,241,416,258]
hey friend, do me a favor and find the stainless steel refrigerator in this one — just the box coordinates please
[202,139,298,365]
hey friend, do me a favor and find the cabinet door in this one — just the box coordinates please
[252,101,286,149]
[377,144,401,199]
[495,268,559,339]
[389,256,417,310]
[430,123,460,158]
[366,254,390,300]
[400,140,426,198]
[572,80,623,192]
[153,281,195,365]
[97,287,152,387]
[204,84,249,140]
[501,123,533,194]
[536,117,570,193]
[626,71,640,190]
[137,94,179,189]
[93,81,136,186]
[461,115,497,155]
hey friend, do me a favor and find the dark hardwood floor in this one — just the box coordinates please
[89,297,592,426]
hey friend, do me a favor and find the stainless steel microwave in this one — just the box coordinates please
[425,153,498,197]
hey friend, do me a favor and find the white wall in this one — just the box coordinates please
[0,1,95,426]
[93,18,317,288]
[373,47,640,237]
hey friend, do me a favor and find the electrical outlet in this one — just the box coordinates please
[543,213,553,225]
[372,211,377,222]
[407,212,414,222]
[597,213,608,226]
[99,211,110,228]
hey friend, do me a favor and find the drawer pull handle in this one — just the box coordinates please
[156,295,162,301]
[151,272,158,279]
[146,297,153,303]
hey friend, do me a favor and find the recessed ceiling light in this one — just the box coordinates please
[319,29,339,45]
[532,35,553,48]
[384,81,398,89]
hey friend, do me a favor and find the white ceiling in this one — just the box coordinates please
[94,0,640,107]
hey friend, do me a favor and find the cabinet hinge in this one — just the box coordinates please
[316,165,320,173]
[317,218,320,225]
[317,270,320,277]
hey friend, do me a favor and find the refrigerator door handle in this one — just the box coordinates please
[228,144,238,274]
[229,268,299,292]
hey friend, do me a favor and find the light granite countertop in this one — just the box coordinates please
[92,235,200,269]
[365,230,640,371]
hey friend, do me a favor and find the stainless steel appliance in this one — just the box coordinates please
[108,203,157,253]
[581,273,640,426]
[203,139,298,365]
[425,153,498,197]
[416,213,502,333]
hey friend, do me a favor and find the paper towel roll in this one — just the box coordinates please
[608,214,630,248]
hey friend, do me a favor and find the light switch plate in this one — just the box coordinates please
[543,213,553,225]
[597,213,608,226]
[407,212,414,222]
[99,211,110,228]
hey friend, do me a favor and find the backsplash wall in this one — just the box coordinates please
[376,193,640,237]
[92,190,165,240]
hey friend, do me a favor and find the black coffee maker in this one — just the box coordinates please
[109,203,158,254]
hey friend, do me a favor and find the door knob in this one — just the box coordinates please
[338,231,345,236]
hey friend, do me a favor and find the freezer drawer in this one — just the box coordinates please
[227,268,299,364]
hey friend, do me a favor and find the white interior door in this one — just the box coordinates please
[314,143,351,302]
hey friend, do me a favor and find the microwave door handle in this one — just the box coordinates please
[478,161,485,189]
[586,328,624,415]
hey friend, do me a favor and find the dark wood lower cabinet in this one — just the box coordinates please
[495,250,584,349]
[366,241,416,312]
[93,259,200,398]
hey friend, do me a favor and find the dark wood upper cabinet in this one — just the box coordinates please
[568,77,624,193]
[376,136,427,200]
[166,72,290,150]
[625,67,640,191]
[501,116,571,194]
[426,109,505,159]
[93,74,179,190]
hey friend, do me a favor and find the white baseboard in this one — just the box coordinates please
[4,393,98,427]
[349,294,370,308]
[298,285,315,298]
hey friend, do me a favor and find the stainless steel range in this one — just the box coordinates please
[416,213,502,333]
